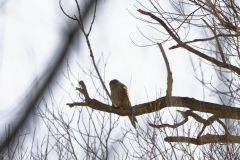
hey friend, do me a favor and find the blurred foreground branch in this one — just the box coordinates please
[0,0,96,154]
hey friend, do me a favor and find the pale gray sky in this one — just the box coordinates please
[0,0,215,109]
[0,0,221,157]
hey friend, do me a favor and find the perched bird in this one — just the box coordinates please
[109,79,137,129]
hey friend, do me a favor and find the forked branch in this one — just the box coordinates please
[67,81,240,144]
[59,0,111,100]
[138,9,240,75]
[67,81,240,119]
[150,109,234,145]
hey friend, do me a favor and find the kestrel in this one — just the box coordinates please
[109,79,137,129]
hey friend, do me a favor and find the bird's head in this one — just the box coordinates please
[109,79,119,88]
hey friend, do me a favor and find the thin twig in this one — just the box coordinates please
[138,9,240,75]
[169,34,238,49]
[64,0,111,99]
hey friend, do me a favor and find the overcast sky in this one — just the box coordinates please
[2,0,212,103]
[0,0,222,157]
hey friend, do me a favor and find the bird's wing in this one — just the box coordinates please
[122,84,131,106]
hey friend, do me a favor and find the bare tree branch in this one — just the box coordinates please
[61,0,111,100]
[138,9,240,75]
[165,134,240,145]
[0,0,97,153]
[158,43,173,97]
[67,81,240,119]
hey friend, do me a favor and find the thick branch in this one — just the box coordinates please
[165,134,240,145]
[67,81,240,119]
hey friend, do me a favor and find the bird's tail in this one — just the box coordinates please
[128,115,138,129]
